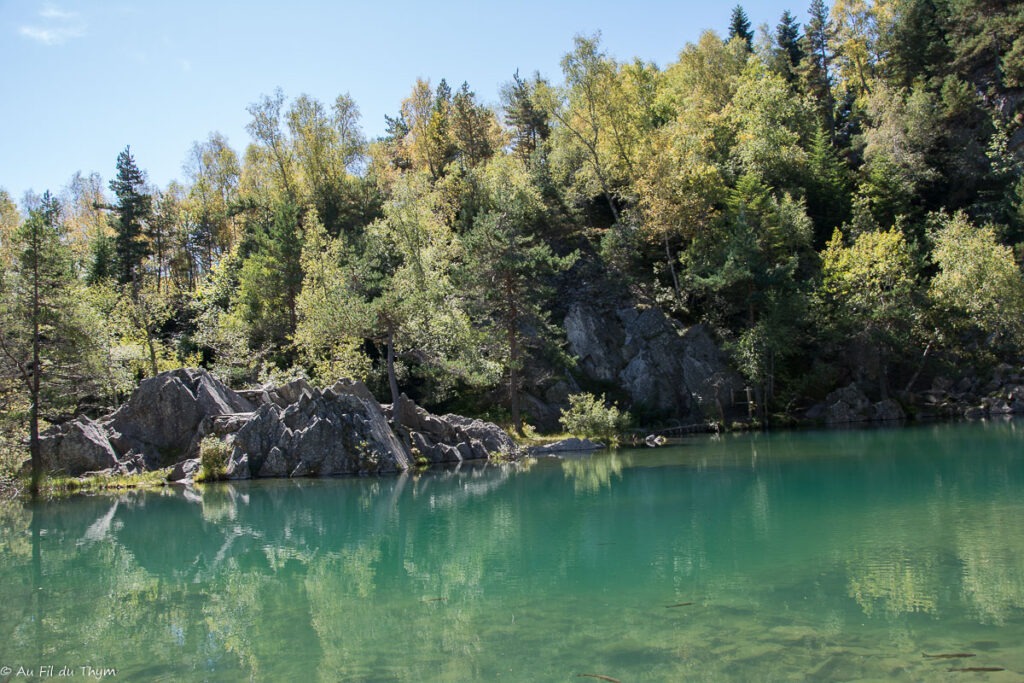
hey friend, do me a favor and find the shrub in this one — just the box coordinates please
[559,393,630,446]
[197,436,230,482]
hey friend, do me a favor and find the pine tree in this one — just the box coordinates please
[0,193,99,495]
[775,10,805,81]
[461,181,576,434]
[798,0,836,135]
[108,146,152,287]
[728,5,755,51]
[502,70,551,165]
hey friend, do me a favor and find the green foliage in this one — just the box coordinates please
[559,393,630,446]
[8,10,1024,429]
[928,211,1024,350]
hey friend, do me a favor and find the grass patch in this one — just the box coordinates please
[37,468,173,497]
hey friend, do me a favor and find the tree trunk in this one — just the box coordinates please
[386,327,400,407]
[29,228,42,499]
[664,233,681,302]
[509,323,523,437]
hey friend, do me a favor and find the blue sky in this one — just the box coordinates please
[1,0,802,204]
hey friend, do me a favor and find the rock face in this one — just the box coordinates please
[389,395,518,464]
[225,381,411,479]
[104,368,254,469]
[564,298,743,421]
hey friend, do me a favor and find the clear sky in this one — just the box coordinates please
[1,0,803,204]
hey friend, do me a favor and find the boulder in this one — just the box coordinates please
[226,383,410,479]
[872,399,906,422]
[104,368,254,469]
[821,384,873,425]
[168,458,200,483]
[38,416,119,476]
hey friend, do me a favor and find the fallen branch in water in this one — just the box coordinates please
[924,653,975,659]
[577,674,621,683]
[665,602,694,608]
[947,667,1004,673]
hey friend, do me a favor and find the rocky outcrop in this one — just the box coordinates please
[389,394,518,464]
[564,297,744,421]
[38,369,516,479]
[225,381,410,479]
[805,384,907,425]
[104,368,254,469]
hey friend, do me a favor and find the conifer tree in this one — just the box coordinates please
[728,5,754,51]
[108,146,152,288]
[0,193,99,495]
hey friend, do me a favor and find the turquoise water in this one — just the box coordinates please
[1,421,1023,681]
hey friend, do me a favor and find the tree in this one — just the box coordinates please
[798,0,837,134]
[293,216,372,385]
[727,59,814,190]
[542,33,623,222]
[0,193,99,494]
[772,10,805,82]
[0,189,18,268]
[234,201,304,358]
[185,132,241,275]
[818,226,920,397]
[460,157,576,435]
[928,211,1024,352]
[245,88,296,201]
[878,0,952,88]
[502,70,551,166]
[858,82,941,225]
[108,146,153,288]
[728,5,755,51]
[831,0,881,99]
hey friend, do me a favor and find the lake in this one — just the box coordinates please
[1,420,1023,681]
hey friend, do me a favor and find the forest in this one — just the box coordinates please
[2,0,1024,480]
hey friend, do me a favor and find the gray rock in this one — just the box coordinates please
[264,377,313,408]
[564,298,743,421]
[872,399,906,422]
[227,385,411,479]
[390,395,518,464]
[104,368,254,469]
[168,458,200,482]
[38,416,119,476]
[822,384,873,425]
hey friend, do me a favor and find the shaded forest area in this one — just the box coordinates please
[3,0,1024,473]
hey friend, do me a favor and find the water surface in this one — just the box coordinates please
[1,421,1023,681]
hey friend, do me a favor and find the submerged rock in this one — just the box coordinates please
[526,438,604,456]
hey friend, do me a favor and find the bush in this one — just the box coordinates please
[197,436,230,482]
[559,393,630,446]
